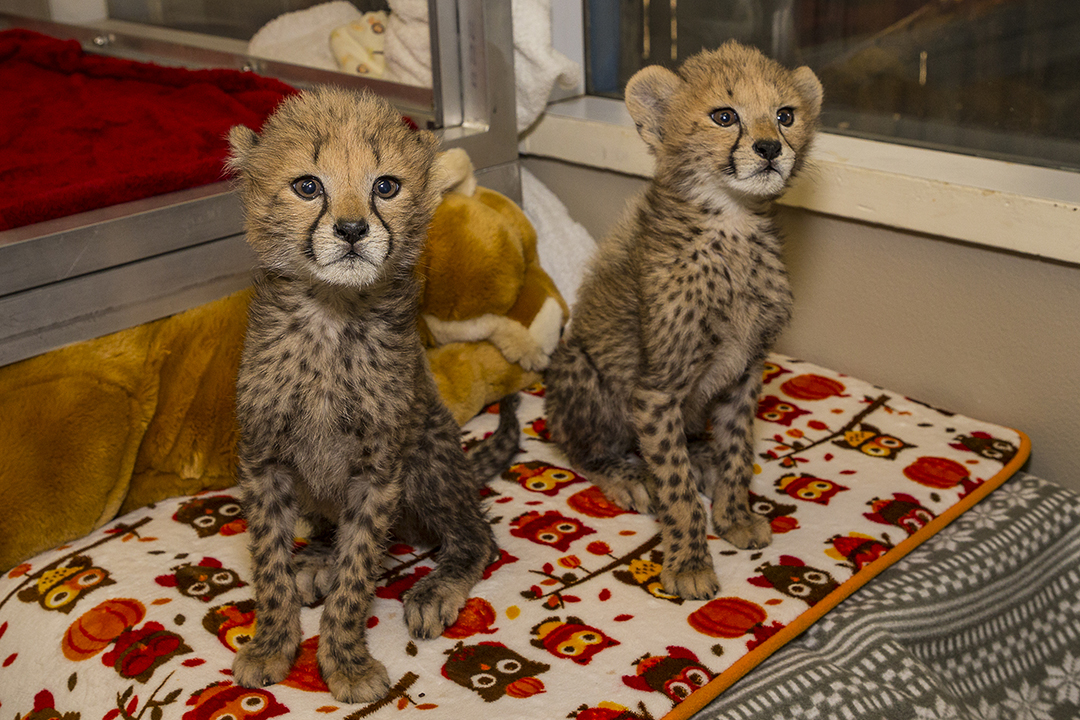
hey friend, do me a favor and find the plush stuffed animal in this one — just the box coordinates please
[418,149,569,423]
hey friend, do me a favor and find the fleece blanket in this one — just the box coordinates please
[0,29,294,232]
[0,355,1028,719]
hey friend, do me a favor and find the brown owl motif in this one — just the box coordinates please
[775,473,849,505]
[155,556,246,602]
[182,681,288,720]
[833,423,915,460]
[173,495,246,538]
[17,554,115,614]
[502,461,586,496]
[622,645,714,705]
[509,509,596,552]
[442,641,550,702]
[864,493,936,535]
[951,431,1018,464]
[749,491,799,533]
[749,555,839,606]
[756,395,811,426]
[203,599,258,651]
[530,615,621,665]
[612,550,685,605]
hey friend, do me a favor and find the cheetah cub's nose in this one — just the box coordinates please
[335,218,369,244]
[753,139,782,161]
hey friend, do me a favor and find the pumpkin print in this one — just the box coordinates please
[444,597,498,639]
[687,597,767,638]
[903,456,970,489]
[567,485,632,518]
[780,374,847,401]
[62,598,146,661]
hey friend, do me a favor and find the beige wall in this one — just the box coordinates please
[524,156,1080,493]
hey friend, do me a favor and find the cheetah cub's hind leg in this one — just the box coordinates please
[293,517,337,605]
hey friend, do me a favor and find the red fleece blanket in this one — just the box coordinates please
[0,29,295,232]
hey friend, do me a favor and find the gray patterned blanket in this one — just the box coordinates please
[696,472,1080,720]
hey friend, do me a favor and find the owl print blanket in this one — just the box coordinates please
[0,354,1028,719]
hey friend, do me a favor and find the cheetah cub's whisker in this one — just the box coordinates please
[228,87,520,703]
[545,42,822,601]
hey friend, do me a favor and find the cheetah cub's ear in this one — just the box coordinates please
[226,125,259,175]
[625,65,680,154]
[791,65,824,118]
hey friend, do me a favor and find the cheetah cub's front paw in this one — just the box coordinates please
[718,514,772,550]
[322,655,391,704]
[597,477,655,514]
[232,642,297,689]
[661,561,720,601]
[403,573,470,639]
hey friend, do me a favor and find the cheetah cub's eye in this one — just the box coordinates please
[710,108,739,127]
[777,107,795,127]
[292,176,323,200]
[373,176,400,199]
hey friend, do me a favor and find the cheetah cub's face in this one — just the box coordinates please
[627,41,823,201]
[228,87,444,289]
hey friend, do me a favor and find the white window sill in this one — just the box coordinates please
[519,96,1080,265]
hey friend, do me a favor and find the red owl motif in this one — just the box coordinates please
[864,493,936,535]
[510,510,596,551]
[761,361,790,385]
[530,615,620,664]
[503,461,586,496]
[775,473,848,505]
[183,681,288,720]
[622,645,714,705]
[826,533,894,571]
[756,395,811,426]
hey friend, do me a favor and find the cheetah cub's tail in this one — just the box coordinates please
[466,393,521,483]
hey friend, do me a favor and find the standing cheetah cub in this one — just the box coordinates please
[545,42,822,600]
[227,87,519,703]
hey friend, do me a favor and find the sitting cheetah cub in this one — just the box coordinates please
[545,42,822,600]
[227,87,520,703]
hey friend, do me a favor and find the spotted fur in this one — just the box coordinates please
[545,43,822,600]
[227,87,519,703]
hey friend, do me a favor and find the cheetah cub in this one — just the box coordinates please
[545,42,822,600]
[227,87,520,703]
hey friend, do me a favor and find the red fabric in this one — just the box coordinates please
[0,29,296,232]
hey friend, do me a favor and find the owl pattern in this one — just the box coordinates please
[173,495,247,538]
[749,491,800,533]
[509,510,596,552]
[612,551,685,605]
[203,599,258,651]
[16,554,115,613]
[756,395,811,426]
[155,556,246,602]
[503,461,586,496]
[442,641,550,702]
[952,431,1018,464]
[833,423,915,460]
[622,646,715,706]
[182,681,288,720]
[749,556,840,606]
[775,473,849,505]
[864,493,936,535]
[530,615,621,665]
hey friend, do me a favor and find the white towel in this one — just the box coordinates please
[247,1,362,72]
[383,0,433,87]
[520,167,596,307]
[511,0,581,133]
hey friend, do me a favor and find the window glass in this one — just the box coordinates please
[586,0,1080,171]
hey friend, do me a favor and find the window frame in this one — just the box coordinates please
[529,2,1080,265]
